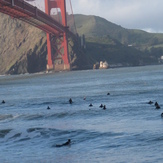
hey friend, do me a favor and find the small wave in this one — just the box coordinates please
[18,137,31,142]
[9,133,21,139]
[48,112,70,119]
[0,114,13,121]
[22,112,71,121]
[3,129,40,143]
[0,129,12,138]
[0,126,125,148]
[146,136,163,143]
[31,101,56,106]
[21,112,81,121]
[27,128,44,133]
[46,110,101,119]
[23,114,44,120]
[19,109,110,122]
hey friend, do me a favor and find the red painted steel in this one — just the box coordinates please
[45,0,70,70]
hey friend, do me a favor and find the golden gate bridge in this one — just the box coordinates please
[0,0,78,71]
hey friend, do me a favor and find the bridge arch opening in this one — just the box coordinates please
[50,8,62,25]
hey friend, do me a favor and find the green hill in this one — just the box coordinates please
[75,14,163,50]
[74,14,163,67]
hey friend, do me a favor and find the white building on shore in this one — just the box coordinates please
[99,61,109,69]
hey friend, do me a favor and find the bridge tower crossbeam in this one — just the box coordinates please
[45,0,70,71]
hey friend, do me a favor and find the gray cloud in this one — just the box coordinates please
[71,0,163,32]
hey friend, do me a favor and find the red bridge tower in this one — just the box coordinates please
[45,0,70,71]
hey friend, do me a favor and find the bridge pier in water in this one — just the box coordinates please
[45,0,70,71]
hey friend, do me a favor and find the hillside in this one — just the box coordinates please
[0,13,48,74]
[0,13,87,74]
[74,14,163,66]
[75,14,163,50]
[0,13,163,75]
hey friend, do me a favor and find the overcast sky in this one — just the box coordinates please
[70,0,163,33]
[29,0,163,33]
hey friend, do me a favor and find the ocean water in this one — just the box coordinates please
[0,65,163,163]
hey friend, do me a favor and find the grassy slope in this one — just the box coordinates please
[74,14,163,66]
[75,14,163,50]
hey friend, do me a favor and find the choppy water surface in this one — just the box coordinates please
[0,65,163,163]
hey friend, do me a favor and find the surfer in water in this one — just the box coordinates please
[161,113,163,117]
[2,100,5,104]
[155,102,160,109]
[47,106,50,110]
[69,98,73,104]
[56,139,71,147]
[103,105,106,110]
[148,100,153,105]
[89,103,93,107]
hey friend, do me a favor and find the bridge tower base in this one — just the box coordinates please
[45,0,70,71]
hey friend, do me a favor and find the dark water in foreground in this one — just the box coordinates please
[0,65,163,163]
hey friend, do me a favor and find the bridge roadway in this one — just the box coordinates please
[0,0,74,37]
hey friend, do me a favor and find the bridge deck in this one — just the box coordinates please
[0,0,68,35]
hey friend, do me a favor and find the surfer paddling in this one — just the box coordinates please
[56,139,71,147]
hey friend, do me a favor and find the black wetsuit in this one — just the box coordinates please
[56,139,71,147]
